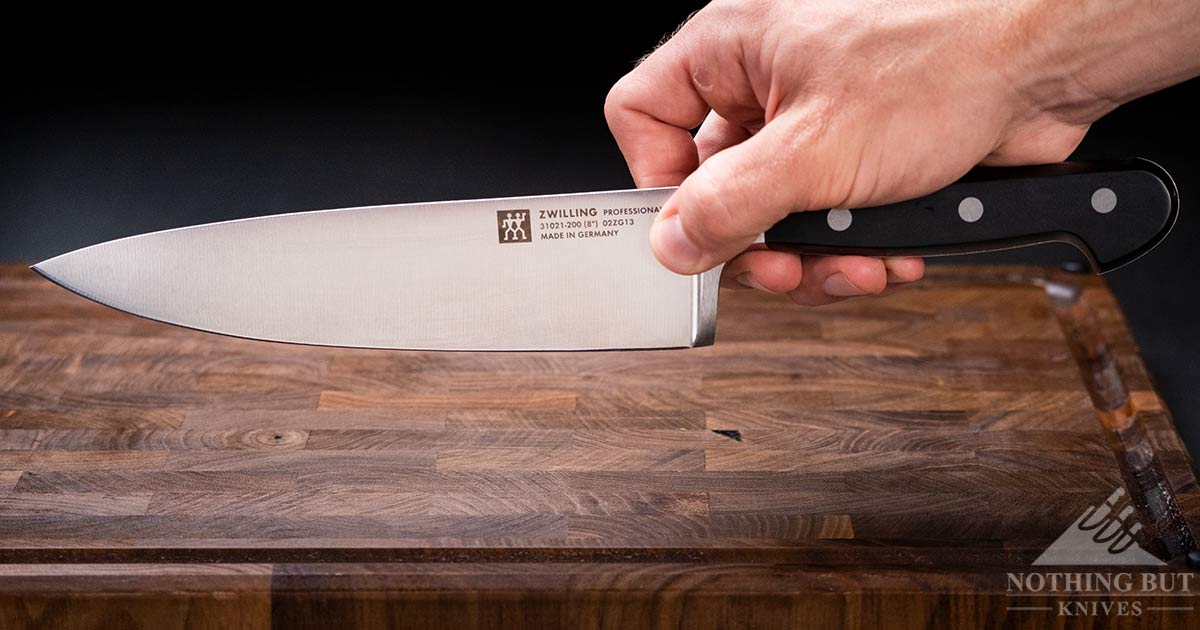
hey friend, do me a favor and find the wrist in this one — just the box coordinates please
[1008,0,1200,125]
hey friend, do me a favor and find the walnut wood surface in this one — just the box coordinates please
[0,264,1197,629]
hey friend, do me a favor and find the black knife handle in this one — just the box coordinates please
[763,159,1178,273]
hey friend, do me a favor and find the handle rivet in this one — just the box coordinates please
[1060,260,1089,274]
[826,209,852,231]
[958,197,984,223]
[1091,188,1117,214]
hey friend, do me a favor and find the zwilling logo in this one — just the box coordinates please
[497,210,531,243]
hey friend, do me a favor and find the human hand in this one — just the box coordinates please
[605,0,1200,305]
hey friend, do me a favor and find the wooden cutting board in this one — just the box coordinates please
[0,263,1197,629]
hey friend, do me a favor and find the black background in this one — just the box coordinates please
[2,5,1197,459]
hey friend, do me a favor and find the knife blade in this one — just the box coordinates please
[32,158,1176,351]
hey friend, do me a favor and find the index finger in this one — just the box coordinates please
[603,42,710,188]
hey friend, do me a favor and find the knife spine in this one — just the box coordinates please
[691,266,723,348]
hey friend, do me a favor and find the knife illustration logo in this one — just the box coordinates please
[1031,487,1164,566]
[497,210,532,244]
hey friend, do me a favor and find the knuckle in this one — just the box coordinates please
[682,167,739,247]
[770,113,850,209]
[603,80,634,127]
[860,266,890,295]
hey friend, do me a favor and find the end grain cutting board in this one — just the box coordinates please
[0,263,1197,629]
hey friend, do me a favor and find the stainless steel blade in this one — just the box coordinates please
[33,189,722,351]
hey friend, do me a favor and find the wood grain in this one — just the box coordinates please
[1,264,1198,629]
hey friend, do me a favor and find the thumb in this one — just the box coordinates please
[649,119,828,274]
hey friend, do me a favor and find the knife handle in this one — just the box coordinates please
[763,158,1178,273]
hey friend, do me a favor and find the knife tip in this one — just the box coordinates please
[29,261,54,280]
[29,258,71,290]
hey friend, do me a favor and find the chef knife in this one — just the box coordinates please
[33,158,1177,351]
